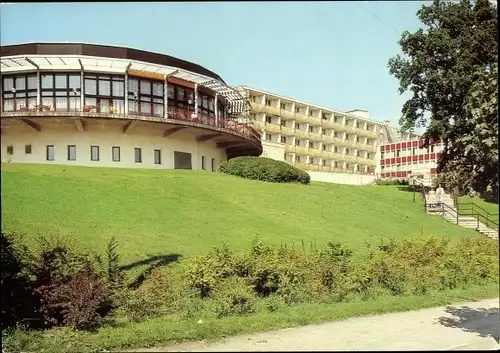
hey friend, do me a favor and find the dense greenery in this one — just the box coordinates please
[219,156,310,184]
[388,0,498,198]
[2,234,498,352]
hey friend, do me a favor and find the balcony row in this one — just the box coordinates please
[283,145,377,166]
[289,162,376,175]
[250,103,378,139]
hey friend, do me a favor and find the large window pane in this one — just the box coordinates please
[167,85,174,99]
[3,99,14,112]
[84,97,97,112]
[140,80,151,95]
[100,99,110,113]
[128,100,138,113]
[91,146,99,161]
[55,75,67,89]
[112,146,120,162]
[112,99,124,114]
[112,81,124,97]
[68,145,76,161]
[176,87,185,101]
[41,75,53,89]
[46,145,55,161]
[27,75,37,90]
[152,82,163,97]
[27,97,37,110]
[140,102,151,114]
[42,97,54,110]
[85,79,97,95]
[99,80,111,96]
[15,76,26,90]
[153,103,163,117]
[69,97,81,111]
[128,78,138,93]
[56,97,68,111]
[3,77,14,91]
[69,75,80,89]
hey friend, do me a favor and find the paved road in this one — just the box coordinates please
[135,298,500,351]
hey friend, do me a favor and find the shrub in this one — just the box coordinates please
[219,156,310,184]
[34,270,113,331]
[211,277,257,318]
[375,179,409,186]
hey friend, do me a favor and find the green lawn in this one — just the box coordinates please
[1,163,479,266]
[1,163,498,352]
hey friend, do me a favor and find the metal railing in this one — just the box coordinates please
[457,202,499,230]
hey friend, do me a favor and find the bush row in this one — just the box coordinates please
[219,156,310,184]
[374,179,410,186]
[124,236,498,321]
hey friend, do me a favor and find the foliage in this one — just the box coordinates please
[211,277,257,318]
[219,156,310,184]
[34,270,113,331]
[375,179,409,186]
[388,0,498,196]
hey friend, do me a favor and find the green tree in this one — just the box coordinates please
[388,0,498,197]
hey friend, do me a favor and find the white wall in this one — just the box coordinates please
[308,171,376,185]
[1,121,227,171]
[261,141,285,161]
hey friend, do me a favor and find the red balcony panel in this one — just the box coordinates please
[418,140,425,148]
[412,140,418,148]
[403,142,408,149]
[412,155,418,162]
[381,159,386,166]
[430,153,436,159]
[424,154,430,160]
[395,143,401,150]
[389,144,394,151]
[436,153,441,159]
[396,157,401,164]
[390,158,396,164]
[396,171,401,177]
[402,156,407,163]
[418,155,424,161]
[391,172,396,177]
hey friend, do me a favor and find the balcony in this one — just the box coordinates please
[294,112,310,123]
[263,123,281,134]
[309,148,323,157]
[344,154,358,162]
[321,150,335,159]
[345,140,358,148]
[308,116,322,126]
[321,119,335,129]
[309,132,322,141]
[345,125,356,134]
[356,128,369,137]
[295,145,309,155]
[366,130,377,139]
[331,121,346,131]
[280,109,295,120]
[366,144,377,153]
[322,134,335,144]
[264,105,281,116]
[249,102,265,113]
[281,126,295,136]
[284,144,296,153]
[333,152,345,160]
[333,138,347,146]
[252,120,265,131]
[356,143,368,151]
[295,129,310,139]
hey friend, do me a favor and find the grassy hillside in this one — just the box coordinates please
[1,163,479,266]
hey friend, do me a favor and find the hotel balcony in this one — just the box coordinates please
[365,144,377,153]
[309,148,323,157]
[250,102,265,113]
[263,123,281,134]
[285,145,309,155]
[322,134,335,144]
[309,132,322,141]
[361,158,377,167]
[295,129,310,139]
[345,125,357,134]
[366,130,377,139]
[280,126,295,136]
[344,154,358,163]
[280,109,295,120]
[264,105,281,116]
[331,122,346,131]
[334,138,347,146]
[321,151,345,161]
[321,119,335,129]
[308,116,322,126]
[295,112,310,123]
[345,140,358,148]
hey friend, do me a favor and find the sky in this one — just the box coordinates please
[0,1,428,126]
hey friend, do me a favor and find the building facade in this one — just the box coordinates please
[0,43,262,170]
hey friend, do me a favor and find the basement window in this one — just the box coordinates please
[25,145,32,154]
[6,146,13,155]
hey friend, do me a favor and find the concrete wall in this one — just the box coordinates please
[1,121,227,170]
[308,171,376,185]
[261,141,285,161]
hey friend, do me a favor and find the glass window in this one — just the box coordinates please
[140,102,151,114]
[152,82,163,97]
[15,77,26,91]
[55,75,67,89]
[85,79,97,95]
[167,85,174,99]
[90,146,99,161]
[201,156,206,170]
[41,75,53,89]
[56,97,68,111]
[27,75,37,90]
[154,149,161,164]
[69,75,80,89]
[99,80,111,96]
[67,145,76,161]
[46,145,55,161]
[134,148,142,163]
[176,87,185,101]
[25,145,32,154]
[6,146,13,155]
[69,96,81,112]
[111,99,124,114]
[128,78,139,93]
[112,146,120,162]
[112,81,124,97]
[140,80,151,95]
[3,77,14,91]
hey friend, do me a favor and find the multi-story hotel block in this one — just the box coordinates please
[236,86,381,176]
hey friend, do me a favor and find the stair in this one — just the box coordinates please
[424,192,499,240]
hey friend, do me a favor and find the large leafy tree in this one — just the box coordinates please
[388,0,498,197]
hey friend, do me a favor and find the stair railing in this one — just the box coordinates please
[458,201,499,231]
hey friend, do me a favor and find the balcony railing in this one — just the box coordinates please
[309,132,322,141]
[264,105,281,116]
[249,102,265,113]
[263,123,281,134]
[344,154,358,162]
[308,116,322,126]
[294,112,310,123]
[1,105,262,147]
[366,130,377,139]
[309,148,323,157]
[321,119,335,128]
[289,162,375,175]
[281,126,295,136]
[322,134,335,144]
[295,129,310,139]
[331,122,346,131]
[280,109,295,120]
[358,158,377,167]
[345,125,357,134]
[365,144,377,153]
[334,138,347,146]
[345,140,358,148]
[295,145,309,155]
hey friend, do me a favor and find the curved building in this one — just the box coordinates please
[0,43,262,170]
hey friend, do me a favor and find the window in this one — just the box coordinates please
[265,116,272,123]
[309,126,313,132]
[357,151,360,157]
[25,145,32,154]
[154,149,161,165]
[67,145,76,161]
[295,139,300,146]
[323,160,327,166]
[265,99,271,106]
[211,158,216,172]
[295,107,300,113]
[134,148,142,163]
[280,103,286,109]
[84,74,123,114]
[90,146,99,161]
[40,73,81,112]
[129,77,165,117]
[322,113,328,120]
[112,146,120,162]
[281,120,286,126]
[322,129,326,135]
[46,145,54,161]
[309,142,314,148]
[6,146,13,155]
[310,158,315,164]
[280,136,286,144]
[266,134,272,141]
[201,156,206,170]
[198,90,215,118]
[295,155,300,162]
[334,147,338,153]
[2,74,37,112]
[323,144,327,151]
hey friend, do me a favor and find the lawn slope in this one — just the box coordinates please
[1,163,479,265]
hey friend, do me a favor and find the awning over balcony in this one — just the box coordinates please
[0,54,251,119]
